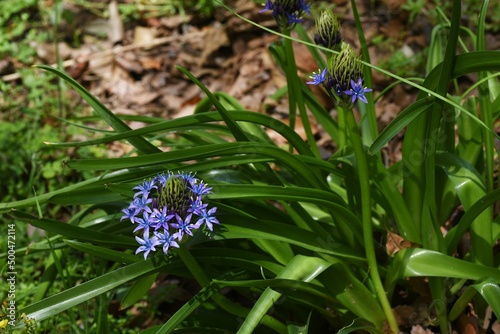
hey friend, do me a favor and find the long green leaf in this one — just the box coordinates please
[121,273,159,309]
[436,152,493,266]
[20,258,167,322]
[372,51,500,156]
[217,215,364,262]
[386,248,500,292]
[64,240,138,264]
[445,187,500,254]
[337,319,381,334]
[369,97,434,154]
[237,255,330,334]
[448,278,500,321]
[65,142,326,189]
[318,257,386,329]
[152,282,222,334]
[35,65,159,154]
[0,166,160,212]
[46,111,313,156]
[177,66,249,142]
[476,0,496,193]
[11,210,135,247]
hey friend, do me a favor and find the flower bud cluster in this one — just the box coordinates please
[307,11,372,107]
[121,172,219,259]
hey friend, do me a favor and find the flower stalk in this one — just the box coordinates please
[344,107,399,333]
[306,17,397,330]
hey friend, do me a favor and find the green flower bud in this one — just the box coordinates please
[314,10,342,52]
[328,42,363,106]
[159,176,192,216]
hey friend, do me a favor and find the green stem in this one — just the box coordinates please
[282,32,320,158]
[344,107,399,333]
[176,245,286,333]
[336,105,348,149]
[283,32,297,132]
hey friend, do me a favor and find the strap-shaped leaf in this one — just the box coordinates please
[177,66,249,142]
[386,248,500,293]
[35,65,160,154]
[10,210,135,247]
[436,152,493,266]
[448,278,500,321]
[20,257,167,322]
[369,97,434,154]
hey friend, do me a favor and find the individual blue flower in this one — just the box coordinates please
[152,206,174,231]
[133,179,157,198]
[187,199,208,215]
[132,196,153,213]
[178,171,196,183]
[189,181,212,197]
[154,172,170,187]
[121,205,141,223]
[306,68,328,86]
[195,207,220,231]
[299,0,311,14]
[259,0,310,30]
[343,78,372,104]
[135,233,160,260]
[259,0,273,13]
[286,12,303,24]
[133,211,155,234]
[155,230,180,255]
[171,213,197,239]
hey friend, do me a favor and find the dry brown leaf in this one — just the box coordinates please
[386,229,419,256]
[139,57,163,70]
[133,26,156,46]
[66,61,89,80]
[457,313,479,334]
[200,24,230,65]
[115,56,143,74]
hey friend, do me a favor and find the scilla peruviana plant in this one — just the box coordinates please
[2,0,499,333]
[307,28,397,332]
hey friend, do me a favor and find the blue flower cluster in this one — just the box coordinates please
[260,0,311,29]
[121,172,219,260]
[307,69,372,105]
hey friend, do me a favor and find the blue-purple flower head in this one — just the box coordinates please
[307,42,372,107]
[260,0,310,30]
[122,172,219,259]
